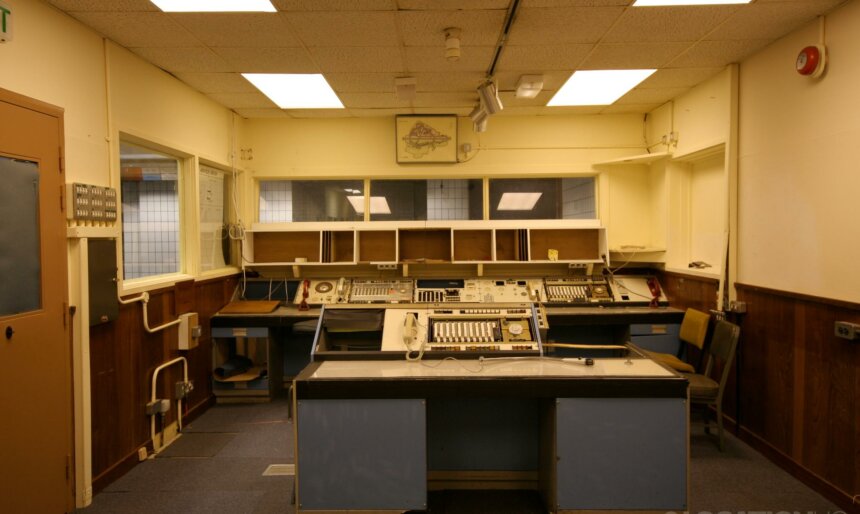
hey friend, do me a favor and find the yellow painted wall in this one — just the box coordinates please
[243,113,647,179]
[738,0,860,303]
[108,42,236,167]
[0,0,109,185]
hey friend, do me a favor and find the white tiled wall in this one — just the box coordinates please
[562,178,596,219]
[259,180,292,222]
[122,179,179,279]
[427,179,469,220]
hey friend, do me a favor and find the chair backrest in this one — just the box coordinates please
[703,320,741,400]
[679,308,710,350]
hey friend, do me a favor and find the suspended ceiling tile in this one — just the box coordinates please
[666,39,772,68]
[338,92,411,109]
[638,67,723,89]
[497,90,556,108]
[413,72,486,92]
[286,109,354,118]
[581,42,691,69]
[169,13,300,47]
[174,73,258,94]
[213,47,319,73]
[207,92,280,109]
[603,6,741,43]
[324,73,400,93]
[274,0,397,10]
[286,11,400,46]
[615,87,689,105]
[46,0,158,11]
[397,10,507,47]
[68,12,199,47]
[502,105,604,115]
[705,1,839,41]
[412,107,473,116]
[496,44,591,71]
[507,7,626,45]
[396,0,510,9]
[493,70,568,92]
[234,108,290,119]
[131,47,232,73]
[311,47,406,72]
[404,46,495,72]
[348,108,413,117]
[600,103,661,114]
[411,92,477,107]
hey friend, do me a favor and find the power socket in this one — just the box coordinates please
[834,321,860,340]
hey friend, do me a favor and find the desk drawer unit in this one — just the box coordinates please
[630,323,680,354]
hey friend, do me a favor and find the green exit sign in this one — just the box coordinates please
[0,1,11,43]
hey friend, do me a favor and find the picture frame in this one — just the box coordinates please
[395,114,458,164]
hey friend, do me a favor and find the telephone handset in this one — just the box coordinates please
[403,312,417,347]
[336,277,346,295]
[646,277,661,308]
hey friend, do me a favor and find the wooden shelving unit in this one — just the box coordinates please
[245,221,607,276]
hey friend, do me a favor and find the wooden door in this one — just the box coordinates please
[0,88,73,512]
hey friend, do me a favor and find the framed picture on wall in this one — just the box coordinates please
[395,115,458,164]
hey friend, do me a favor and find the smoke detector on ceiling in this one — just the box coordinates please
[444,27,461,62]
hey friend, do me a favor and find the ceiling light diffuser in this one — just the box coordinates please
[348,196,391,215]
[242,74,344,109]
[497,192,542,211]
[633,0,751,5]
[150,0,276,12]
[547,69,656,106]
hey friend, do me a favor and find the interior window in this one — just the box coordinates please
[489,177,596,220]
[120,141,181,280]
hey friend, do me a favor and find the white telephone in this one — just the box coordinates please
[403,312,417,347]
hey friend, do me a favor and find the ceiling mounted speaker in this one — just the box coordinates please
[477,81,503,115]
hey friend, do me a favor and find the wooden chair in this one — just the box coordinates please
[681,319,741,451]
[646,308,710,373]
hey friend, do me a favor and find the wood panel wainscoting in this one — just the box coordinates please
[89,275,238,493]
[660,270,859,513]
[733,283,860,514]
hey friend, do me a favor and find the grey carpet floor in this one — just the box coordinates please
[78,401,840,514]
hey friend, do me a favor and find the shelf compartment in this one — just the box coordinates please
[253,231,321,263]
[326,230,355,263]
[358,230,397,263]
[529,229,600,261]
[495,229,527,262]
[452,229,492,262]
[399,228,451,263]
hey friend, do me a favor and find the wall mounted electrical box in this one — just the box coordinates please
[178,312,200,350]
[88,238,118,326]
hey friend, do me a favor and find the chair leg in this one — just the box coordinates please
[703,404,710,434]
[717,404,725,452]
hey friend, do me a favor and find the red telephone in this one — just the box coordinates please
[646,277,661,308]
[298,279,310,311]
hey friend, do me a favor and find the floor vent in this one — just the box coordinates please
[263,464,295,476]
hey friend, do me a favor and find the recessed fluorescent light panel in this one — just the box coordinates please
[633,0,751,5]
[548,69,656,106]
[242,74,344,109]
[348,196,391,215]
[497,192,542,211]
[150,0,276,12]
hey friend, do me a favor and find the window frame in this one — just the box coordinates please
[117,134,193,294]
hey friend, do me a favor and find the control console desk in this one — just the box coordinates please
[292,354,689,514]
